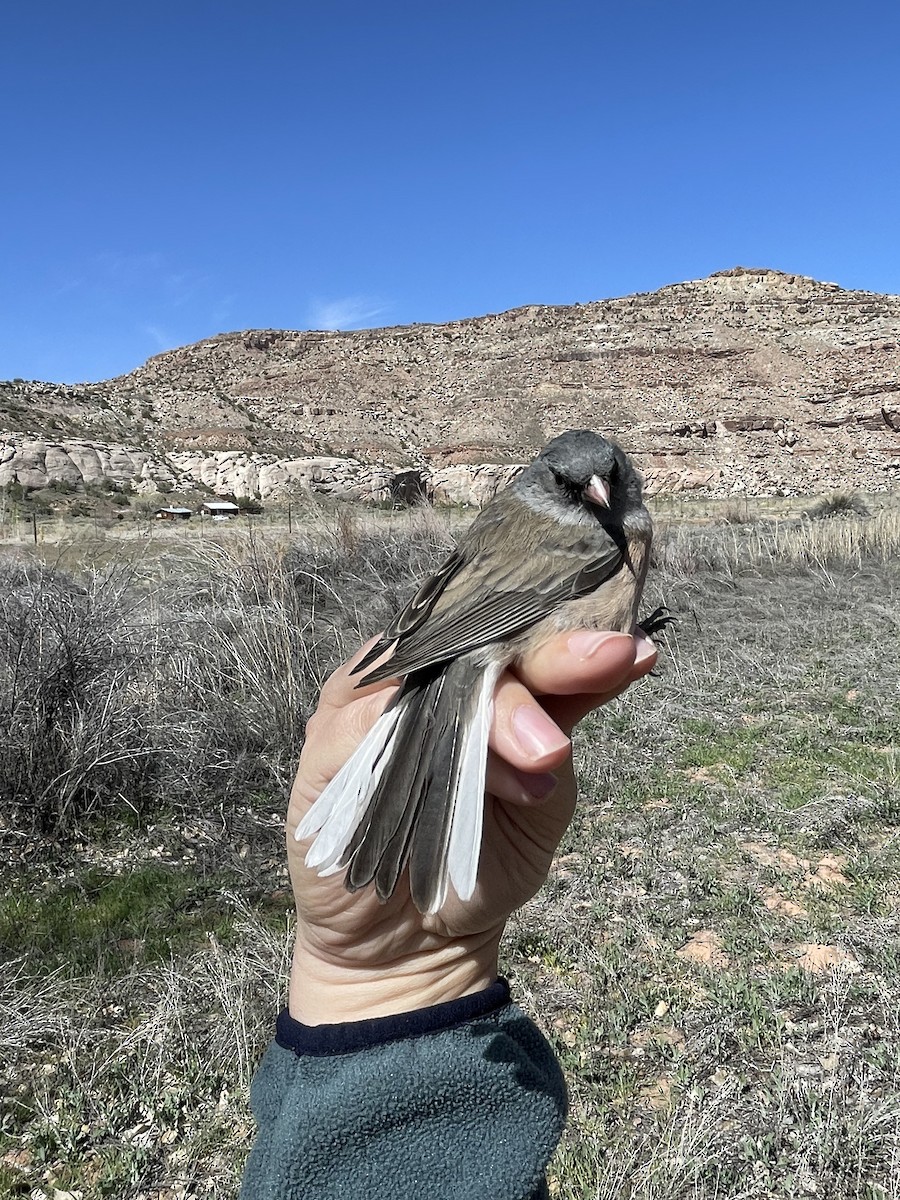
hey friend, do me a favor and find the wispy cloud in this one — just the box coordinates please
[50,275,88,300]
[50,253,209,310]
[140,323,177,352]
[307,295,389,331]
[164,268,211,308]
[96,251,165,282]
[47,253,160,302]
[209,293,237,328]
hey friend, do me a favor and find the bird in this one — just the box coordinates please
[295,429,667,915]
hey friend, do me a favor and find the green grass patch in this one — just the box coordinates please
[0,863,240,974]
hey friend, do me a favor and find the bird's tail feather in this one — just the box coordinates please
[445,664,495,901]
[297,705,405,873]
[295,656,499,914]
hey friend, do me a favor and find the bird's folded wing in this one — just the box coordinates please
[351,548,468,678]
[359,529,626,682]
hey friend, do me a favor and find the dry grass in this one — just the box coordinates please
[2,496,899,1198]
[654,506,900,577]
[1,903,291,1197]
[0,508,458,833]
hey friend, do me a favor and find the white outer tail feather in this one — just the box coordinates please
[295,705,405,871]
[445,662,498,905]
[295,662,499,910]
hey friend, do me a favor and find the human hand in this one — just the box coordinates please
[286,630,657,1023]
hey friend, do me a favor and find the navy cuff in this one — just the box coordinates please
[276,977,511,1057]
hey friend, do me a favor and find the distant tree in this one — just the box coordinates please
[235,495,263,514]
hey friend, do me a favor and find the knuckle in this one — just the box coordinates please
[303,707,329,742]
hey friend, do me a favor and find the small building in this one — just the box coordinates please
[155,506,193,521]
[201,500,241,519]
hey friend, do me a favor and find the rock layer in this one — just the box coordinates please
[2,267,899,499]
[0,437,525,505]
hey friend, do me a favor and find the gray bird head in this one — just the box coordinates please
[516,429,643,520]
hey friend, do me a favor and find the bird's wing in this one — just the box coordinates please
[359,521,627,683]
[350,547,469,678]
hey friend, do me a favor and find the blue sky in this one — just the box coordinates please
[2,1,899,383]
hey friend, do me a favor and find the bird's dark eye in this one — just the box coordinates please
[550,468,581,501]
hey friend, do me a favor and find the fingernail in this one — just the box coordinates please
[567,631,631,661]
[634,635,657,664]
[515,769,558,800]
[512,705,570,758]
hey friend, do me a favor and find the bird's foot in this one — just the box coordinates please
[639,605,676,638]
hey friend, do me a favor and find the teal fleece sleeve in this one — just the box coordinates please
[239,978,567,1200]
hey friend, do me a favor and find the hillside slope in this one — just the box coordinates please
[2,267,899,497]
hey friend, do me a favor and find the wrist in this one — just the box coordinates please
[277,978,513,1055]
[288,933,500,1024]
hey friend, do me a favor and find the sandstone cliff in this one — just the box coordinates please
[2,267,898,501]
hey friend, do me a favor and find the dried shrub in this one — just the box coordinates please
[804,491,871,520]
[0,515,454,835]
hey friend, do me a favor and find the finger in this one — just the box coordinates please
[318,634,398,710]
[514,631,641,698]
[489,673,571,772]
[485,753,561,806]
[546,678,636,733]
[542,635,659,733]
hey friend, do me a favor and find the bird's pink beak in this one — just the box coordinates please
[584,475,610,508]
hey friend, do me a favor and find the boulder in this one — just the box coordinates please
[430,464,522,506]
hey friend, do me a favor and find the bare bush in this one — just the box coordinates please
[0,561,160,831]
[0,514,455,833]
[803,490,872,521]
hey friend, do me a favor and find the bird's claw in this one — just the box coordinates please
[639,605,676,638]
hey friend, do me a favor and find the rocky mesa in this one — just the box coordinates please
[2,267,899,503]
